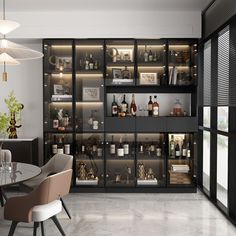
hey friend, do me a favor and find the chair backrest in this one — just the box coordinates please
[33,169,72,205]
[0,149,12,163]
[4,169,72,223]
[42,153,73,175]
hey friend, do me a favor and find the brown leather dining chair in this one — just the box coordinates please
[4,169,72,236]
[21,153,73,219]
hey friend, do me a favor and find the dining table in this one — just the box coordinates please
[0,162,41,206]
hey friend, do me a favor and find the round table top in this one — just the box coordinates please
[0,162,41,187]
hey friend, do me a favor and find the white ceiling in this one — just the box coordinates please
[6,0,212,12]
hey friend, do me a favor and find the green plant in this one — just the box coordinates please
[0,91,24,138]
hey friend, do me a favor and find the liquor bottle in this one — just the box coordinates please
[85,53,89,70]
[130,94,137,116]
[148,48,153,62]
[156,140,162,157]
[89,54,94,70]
[169,135,175,158]
[110,135,116,155]
[150,140,155,152]
[148,96,153,116]
[152,95,159,117]
[175,140,180,158]
[187,141,191,158]
[97,142,103,157]
[52,135,58,154]
[122,66,130,79]
[144,45,148,62]
[64,144,70,155]
[123,136,129,155]
[57,136,64,154]
[153,52,157,62]
[182,138,187,158]
[139,142,144,153]
[111,95,118,117]
[81,143,85,154]
[117,137,124,157]
[121,94,128,114]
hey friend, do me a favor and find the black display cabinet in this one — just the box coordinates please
[43,38,198,192]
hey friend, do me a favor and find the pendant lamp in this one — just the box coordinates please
[0,0,43,81]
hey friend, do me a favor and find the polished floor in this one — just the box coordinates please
[0,191,236,236]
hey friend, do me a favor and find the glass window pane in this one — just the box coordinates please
[217,106,228,132]
[217,135,228,208]
[203,106,211,128]
[203,131,211,192]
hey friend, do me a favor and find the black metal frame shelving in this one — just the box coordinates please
[43,38,198,193]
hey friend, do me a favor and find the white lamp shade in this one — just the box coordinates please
[0,52,20,65]
[0,20,20,35]
[0,39,43,60]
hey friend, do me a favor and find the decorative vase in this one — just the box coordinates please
[7,113,22,139]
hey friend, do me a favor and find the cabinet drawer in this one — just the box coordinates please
[105,117,135,132]
[166,117,198,132]
[136,117,166,132]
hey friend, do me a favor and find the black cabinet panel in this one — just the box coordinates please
[166,117,198,132]
[136,117,166,132]
[105,117,135,132]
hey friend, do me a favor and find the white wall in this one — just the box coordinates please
[0,10,201,165]
[7,10,201,38]
[0,40,43,165]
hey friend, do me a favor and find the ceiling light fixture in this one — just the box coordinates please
[0,0,43,82]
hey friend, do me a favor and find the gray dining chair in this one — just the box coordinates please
[0,149,12,206]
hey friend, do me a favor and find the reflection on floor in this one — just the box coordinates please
[0,191,236,236]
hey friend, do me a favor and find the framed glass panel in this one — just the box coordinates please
[217,135,228,207]
[203,106,211,128]
[217,106,228,132]
[203,131,211,192]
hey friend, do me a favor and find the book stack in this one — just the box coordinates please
[51,94,72,101]
[171,164,190,173]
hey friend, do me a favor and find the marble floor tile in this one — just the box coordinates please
[0,191,236,236]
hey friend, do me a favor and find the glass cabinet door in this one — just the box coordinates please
[136,133,166,187]
[43,40,73,161]
[105,40,135,86]
[75,133,104,187]
[137,39,166,86]
[168,40,197,86]
[75,40,104,132]
[105,133,135,187]
[167,133,194,186]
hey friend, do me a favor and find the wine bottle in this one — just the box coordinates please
[156,140,162,157]
[187,141,191,158]
[148,48,153,62]
[111,95,118,117]
[169,135,175,158]
[117,137,124,157]
[110,135,116,155]
[130,94,137,116]
[52,135,58,154]
[121,94,128,114]
[144,45,148,62]
[175,140,180,158]
[182,138,187,158]
[150,140,155,152]
[148,96,153,116]
[89,54,94,70]
[123,136,129,155]
[152,95,159,117]
[85,53,89,70]
[139,142,144,153]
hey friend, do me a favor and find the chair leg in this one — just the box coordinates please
[33,222,39,236]
[2,188,7,201]
[40,222,45,236]
[8,221,18,236]
[51,216,66,236]
[60,197,71,219]
[0,187,5,206]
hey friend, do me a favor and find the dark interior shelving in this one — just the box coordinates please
[43,38,198,192]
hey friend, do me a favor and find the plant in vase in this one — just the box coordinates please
[0,91,24,139]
